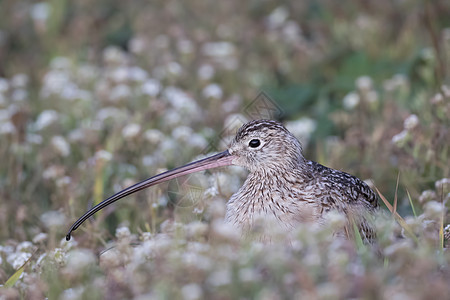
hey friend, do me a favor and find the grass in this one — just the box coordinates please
[0,0,449,298]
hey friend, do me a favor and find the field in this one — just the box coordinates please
[0,0,449,299]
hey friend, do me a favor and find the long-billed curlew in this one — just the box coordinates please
[66,119,378,242]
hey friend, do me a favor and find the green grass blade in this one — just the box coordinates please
[352,220,365,252]
[374,186,419,244]
[405,188,417,217]
[3,253,34,288]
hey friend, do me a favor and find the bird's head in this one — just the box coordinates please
[228,120,304,173]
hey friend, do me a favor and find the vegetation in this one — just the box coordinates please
[0,0,449,298]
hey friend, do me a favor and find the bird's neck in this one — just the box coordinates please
[247,157,312,182]
[245,162,313,188]
[225,162,315,231]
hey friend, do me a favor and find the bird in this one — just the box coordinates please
[66,119,378,242]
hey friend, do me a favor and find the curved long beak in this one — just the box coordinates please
[66,150,234,240]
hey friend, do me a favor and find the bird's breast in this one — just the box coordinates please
[224,180,320,233]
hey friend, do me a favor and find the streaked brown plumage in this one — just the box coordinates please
[225,119,378,241]
[66,119,378,242]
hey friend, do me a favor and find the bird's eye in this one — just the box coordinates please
[248,139,261,148]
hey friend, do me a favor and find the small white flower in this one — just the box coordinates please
[391,130,409,147]
[129,36,147,54]
[197,64,215,80]
[40,210,66,228]
[52,248,67,265]
[441,84,450,97]
[17,241,34,252]
[207,268,232,287]
[181,284,203,300]
[403,114,419,130]
[141,79,161,96]
[430,92,444,105]
[419,190,436,204]
[423,201,445,220]
[8,252,32,269]
[103,46,126,65]
[96,107,125,122]
[189,133,207,149]
[76,65,98,82]
[324,210,346,229]
[421,47,434,61]
[193,206,204,214]
[51,136,71,157]
[11,74,29,88]
[223,114,247,134]
[355,76,373,92]
[67,128,84,142]
[221,57,238,71]
[202,42,235,57]
[167,61,182,75]
[285,118,317,147]
[144,129,164,144]
[140,232,152,241]
[239,268,261,282]
[116,226,131,240]
[40,70,71,97]
[282,21,302,42]
[365,90,378,104]
[202,83,223,99]
[142,155,156,167]
[61,287,85,300]
[30,2,52,21]
[435,178,450,192]
[0,245,14,255]
[342,92,360,110]
[384,74,409,92]
[26,133,43,145]
[266,6,289,29]
[0,109,9,122]
[42,165,64,180]
[60,84,81,101]
[204,186,219,198]
[162,109,182,127]
[110,67,129,83]
[0,78,9,93]
[211,220,239,241]
[158,195,169,207]
[177,39,194,54]
[0,121,16,135]
[35,110,59,130]
[56,176,71,188]
[109,84,132,102]
[50,57,72,70]
[122,123,141,139]
[129,66,148,82]
[172,126,193,142]
[66,249,96,272]
[163,87,197,111]
[286,118,317,138]
[95,150,113,162]
[32,232,48,244]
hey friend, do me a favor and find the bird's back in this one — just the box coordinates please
[306,160,378,211]
[305,160,378,242]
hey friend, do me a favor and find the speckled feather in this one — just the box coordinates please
[225,119,378,242]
